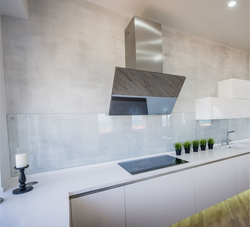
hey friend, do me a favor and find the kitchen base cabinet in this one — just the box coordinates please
[125,169,195,227]
[194,158,238,213]
[70,187,126,227]
[70,154,250,227]
[237,154,250,193]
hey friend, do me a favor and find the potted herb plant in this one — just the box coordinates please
[174,142,182,156]
[200,139,207,151]
[192,140,199,152]
[183,141,191,154]
[208,138,214,149]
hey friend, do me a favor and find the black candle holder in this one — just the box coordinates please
[12,165,33,195]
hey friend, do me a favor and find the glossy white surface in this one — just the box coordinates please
[71,187,126,227]
[125,169,195,227]
[218,78,250,100]
[195,97,250,119]
[194,154,249,213]
[0,140,249,227]
[237,154,250,193]
[194,158,238,213]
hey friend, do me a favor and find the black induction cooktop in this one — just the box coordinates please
[118,155,188,175]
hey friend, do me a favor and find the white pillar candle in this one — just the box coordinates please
[15,153,27,168]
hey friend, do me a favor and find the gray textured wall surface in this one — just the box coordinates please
[2,0,130,113]
[0,0,11,187]
[162,27,249,113]
[2,0,249,114]
[1,0,249,175]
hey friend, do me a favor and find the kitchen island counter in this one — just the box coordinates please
[0,139,249,227]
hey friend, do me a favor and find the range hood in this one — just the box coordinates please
[109,16,186,115]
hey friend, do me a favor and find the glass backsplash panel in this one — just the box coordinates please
[7,113,249,176]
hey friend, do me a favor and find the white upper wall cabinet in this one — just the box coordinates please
[196,78,250,120]
[195,97,250,120]
[218,79,250,100]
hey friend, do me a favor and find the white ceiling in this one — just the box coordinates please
[86,0,249,53]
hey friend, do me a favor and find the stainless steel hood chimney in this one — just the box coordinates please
[125,16,163,73]
[109,16,186,115]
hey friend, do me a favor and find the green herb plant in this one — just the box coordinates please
[192,140,199,148]
[183,141,191,149]
[174,142,182,151]
[208,138,215,145]
[200,139,207,146]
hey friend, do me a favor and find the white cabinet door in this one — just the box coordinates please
[194,158,238,213]
[195,97,250,120]
[71,187,126,227]
[218,78,250,99]
[237,154,250,193]
[125,169,195,227]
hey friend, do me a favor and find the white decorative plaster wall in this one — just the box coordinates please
[1,0,249,175]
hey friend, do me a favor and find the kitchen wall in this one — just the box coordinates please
[1,0,249,176]
[0,0,11,187]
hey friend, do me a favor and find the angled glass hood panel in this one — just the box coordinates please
[112,67,186,98]
[110,95,177,115]
[109,96,148,115]
[146,97,177,115]
[109,67,185,115]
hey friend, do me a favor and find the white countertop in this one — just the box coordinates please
[0,139,249,227]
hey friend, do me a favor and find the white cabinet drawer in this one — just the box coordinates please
[237,154,250,193]
[125,169,195,227]
[194,158,238,213]
[71,187,126,227]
